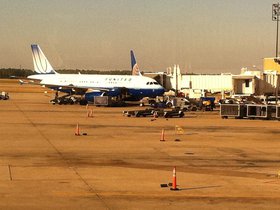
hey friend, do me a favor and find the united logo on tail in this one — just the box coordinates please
[130,50,142,76]
[31,44,57,74]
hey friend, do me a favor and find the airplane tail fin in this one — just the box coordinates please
[130,50,142,76]
[31,44,57,74]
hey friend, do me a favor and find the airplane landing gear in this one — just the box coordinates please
[50,93,78,105]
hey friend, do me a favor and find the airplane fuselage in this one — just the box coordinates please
[28,73,165,101]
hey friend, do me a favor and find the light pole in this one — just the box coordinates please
[273,3,280,104]
[273,3,280,58]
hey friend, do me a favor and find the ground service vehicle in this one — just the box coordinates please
[163,109,184,118]
[0,92,9,100]
[135,109,156,117]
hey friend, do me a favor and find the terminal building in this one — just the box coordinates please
[144,58,280,99]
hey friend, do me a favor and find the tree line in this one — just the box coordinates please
[0,68,132,78]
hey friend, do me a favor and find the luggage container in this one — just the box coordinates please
[247,105,276,120]
[276,106,280,119]
[220,104,247,119]
[94,96,111,106]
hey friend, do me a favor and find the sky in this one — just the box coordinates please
[0,0,278,74]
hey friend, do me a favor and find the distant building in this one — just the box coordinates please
[144,58,280,99]
[166,65,233,98]
[263,58,280,73]
[232,67,261,96]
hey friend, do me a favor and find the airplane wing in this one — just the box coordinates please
[40,82,112,95]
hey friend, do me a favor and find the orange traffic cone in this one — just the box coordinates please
[75,123,80,136]
[153,111,158,119]
[89,109,94,118]
[170,166,179,191]
[151,111,157,121]
[160,129,165,141]
[87,109,94,118]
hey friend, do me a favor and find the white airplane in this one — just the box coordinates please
[27,44,165,102]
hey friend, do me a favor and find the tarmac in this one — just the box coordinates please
[1,79,280,209]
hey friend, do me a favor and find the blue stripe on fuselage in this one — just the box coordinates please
[85,87,165,102]
[127,88,165,98]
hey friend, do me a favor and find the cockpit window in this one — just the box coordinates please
[146,82,159,85]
